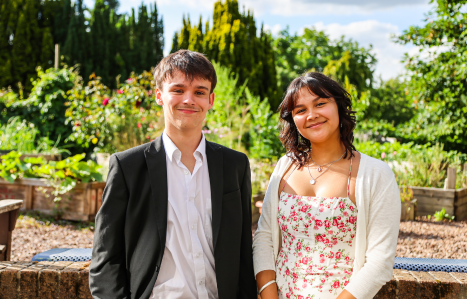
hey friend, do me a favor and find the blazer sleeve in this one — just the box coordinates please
[345,175,401,298]
[89,154,131,299]
[237,154,258,299]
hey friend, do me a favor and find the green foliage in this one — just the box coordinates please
[433,208,455,222]
[0,67,81,154]
[172,0,281,108]
[357,140,467,188]
[0,151,102,203]
[273,27,376,96]
[65,69,164,153]
[204,63,285,159]
[395,0,467,152]
[0,0,164,91]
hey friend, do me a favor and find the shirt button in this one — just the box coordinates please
[191,225,195,230]
[184,170,189,175]
[196,253,201,258]
[198,280,204,285]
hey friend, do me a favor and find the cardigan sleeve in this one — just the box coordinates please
[345,173,401,298]
[252,156,287,277]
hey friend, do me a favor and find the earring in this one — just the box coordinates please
[340,123,343,128]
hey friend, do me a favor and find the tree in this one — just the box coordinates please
[273,27,376,95]
[395,0,467,152]
[173,0,280,108]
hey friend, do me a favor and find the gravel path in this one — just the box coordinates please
[10,214,467,261]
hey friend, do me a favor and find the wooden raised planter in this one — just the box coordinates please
[411,187,467,221]
[0,178,105,221]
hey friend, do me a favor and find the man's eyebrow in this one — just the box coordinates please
[169,83,187,88]
[195,85,209,91]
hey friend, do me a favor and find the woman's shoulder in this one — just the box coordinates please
[358,152,396,180]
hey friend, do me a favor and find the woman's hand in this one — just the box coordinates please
[336,289,356,299]
[256,270,279,299]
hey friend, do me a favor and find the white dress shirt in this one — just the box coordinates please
[150,132,218,299]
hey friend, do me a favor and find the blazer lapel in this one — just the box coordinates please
[144,136,168,251]
[206,141,223,251]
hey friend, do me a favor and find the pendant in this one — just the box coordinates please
[310,179,316,185]
[317,166,322,172]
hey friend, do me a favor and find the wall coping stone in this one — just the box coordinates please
[1,261,467,298]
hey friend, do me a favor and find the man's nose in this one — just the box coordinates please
[182,93,196,105]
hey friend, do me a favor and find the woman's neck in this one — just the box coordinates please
[309,137,347,165]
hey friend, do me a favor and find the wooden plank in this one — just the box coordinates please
[417,205,454,215]
[455,194,467,207]
[414,196,455,207]
[0,184,28,201]
[89,188,96,216]
[456,188,467,198]
[411,186,455,198]
[455,203,467,221]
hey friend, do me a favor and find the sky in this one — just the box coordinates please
[84,0,433,80]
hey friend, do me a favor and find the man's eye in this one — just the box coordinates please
[196,91,206,95]
[172,89,183,93]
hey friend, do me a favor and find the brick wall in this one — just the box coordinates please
[1,261,467,298]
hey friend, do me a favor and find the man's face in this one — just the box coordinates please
[156,71,214,133]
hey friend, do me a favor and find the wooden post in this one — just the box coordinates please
[445,167,457,189]
[54,44,59,69]
[464,163,467,187]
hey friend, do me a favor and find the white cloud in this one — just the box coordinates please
[304,20,413,80]
[264,24,282,36]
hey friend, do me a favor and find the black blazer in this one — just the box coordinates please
[89,137,257,299]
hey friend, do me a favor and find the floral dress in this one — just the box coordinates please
[275,159,357,299]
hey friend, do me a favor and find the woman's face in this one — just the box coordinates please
[292,87,340,145]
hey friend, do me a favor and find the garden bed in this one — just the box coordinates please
[0,179,105,221]
[411,187,467,221]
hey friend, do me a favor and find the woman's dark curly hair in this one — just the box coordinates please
[279,72,357,169]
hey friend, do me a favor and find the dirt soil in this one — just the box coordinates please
[11,213,467,261]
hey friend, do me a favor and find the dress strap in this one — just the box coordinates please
[281,164,297,193]
[347,156,353,198]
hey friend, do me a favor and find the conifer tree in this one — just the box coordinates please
[170,32,179,54]
[40,27,54,70]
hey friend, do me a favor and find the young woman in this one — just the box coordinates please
[253,72,400,299]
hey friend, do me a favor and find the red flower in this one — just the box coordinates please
[137,123,142,129]
[349,216,356,224]
[306,246,311,252]
[118,89,124,94]
[344,281,349,286]
[333,219,338,226]
[349,206,354,211]
[75,122,81,127]
[336,252,342,259]
[345,256,350,261]
[103,98,109,106]
[339,201,345,209]
[301,206,308,213]
[136,100,142,107]
[315,220,323,227]
[324,220,331,228]
[286,269,290,276]
[316,235,324,242]
[333,281,340,288]
[296,242,302,250]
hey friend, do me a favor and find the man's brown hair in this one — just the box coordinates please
[153,49,217,93]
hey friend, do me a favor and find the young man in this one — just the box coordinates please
[89,50,256,299]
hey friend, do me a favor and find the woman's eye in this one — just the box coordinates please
[316,102,326,107]
[297,109,306,113]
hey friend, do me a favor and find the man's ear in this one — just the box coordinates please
[209,92,215,110]
[156,88,163,106]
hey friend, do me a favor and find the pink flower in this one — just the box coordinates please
[320,257,325,263]
[344,281,349,286]
[298,296,304,299]
[381,152,386,159]
[301,206,308,213]
[324,220,331,228]
[103,98,109,106]
[393,151,397,156]
[118,89,124,94]
[316,235,324,242]
[286,269,290,276]
[296,242,302,250]
[336,252,342,259]
[333,281,340,288]
[339,201,345,209]
[321,278,325,283]
[137,123,142,129]
[306,246,311,252]
[315,220,323,227]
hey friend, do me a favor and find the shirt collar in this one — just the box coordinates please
[162,130,206,163]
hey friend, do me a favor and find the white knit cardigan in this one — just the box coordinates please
[252,153,401,299]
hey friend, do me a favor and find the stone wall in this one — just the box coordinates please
[1,261,467,298]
